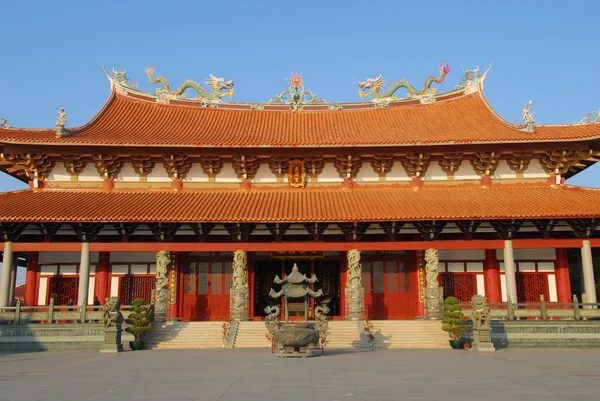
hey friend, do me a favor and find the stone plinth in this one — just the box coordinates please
[471,326,495,352]
[100,326,124,353]
[424,286,442,320]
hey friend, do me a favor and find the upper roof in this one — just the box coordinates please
[1,67,599,148]
[1,184,599,223]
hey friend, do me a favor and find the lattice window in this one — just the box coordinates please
[184,262,197,295]
[211,263,223,295]
[49,276,79,305]
[440,273,476,302]
[197,263,209,295]
[373,262,384,294]
[224,262,233,294]
[399,261,411,293]
[361,262,371,292]
[120,276,154,305]
[516,273,549,303]
[385,262,398,293]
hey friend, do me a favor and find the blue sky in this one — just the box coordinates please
[1,0,600,192]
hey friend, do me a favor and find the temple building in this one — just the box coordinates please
[1,64,599,322]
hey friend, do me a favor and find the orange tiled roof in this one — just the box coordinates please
[1,185,599,222]
[0,88,599,147]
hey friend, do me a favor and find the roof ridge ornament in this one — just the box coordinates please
[457,63,492,93]
[55,107,67,137]
[576,109,600,124]
[0,117,13,129]
[111,67,138,89]
[522,100,535,133]
[268,73,326,111]
[144,65,234,105]
[357,62,450,105]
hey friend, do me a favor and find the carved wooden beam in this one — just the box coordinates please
[268,157,289,177]
[303,223,328,239]
[338,222,370,241]
[334,154,362,179]
[379,221,404,234]
[162,154,191,180]
[507,151,534,174]
[371,154,394,175]
[36,222,62,241]
[532,219,556,239]
[71,223,104,242]
[190,223,215,241]
[199,156,223,176]
[439,153,463,175]
[224,223,256,241]
[92,154,124,180]
[414,221,446,240]
[266,223,291,241]
[232,156,259,181]
[305,156,324,178]
[62,155,86,176]
[3,153,55,181]
[0,222,27,242]
[131,155,155,177]
[567,218,598,238]
[490,220,521,239]
[471,152,501,177]
[113,223,139,242]
[148,222,181,242]
[540,149,593,176]
[456,220,481,240]
[401,153,430,178]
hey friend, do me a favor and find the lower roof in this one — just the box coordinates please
[0,184,599,223]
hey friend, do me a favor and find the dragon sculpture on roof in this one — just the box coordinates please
[144,65,234,102]
[358,63,450,102]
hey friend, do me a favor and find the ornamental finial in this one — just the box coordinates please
[268,73,326,111]
[0,117,13,128]
[577,109,600,124]
[56,107,67,136]
[522,100,535,131]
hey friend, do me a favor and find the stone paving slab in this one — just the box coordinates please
[0,348,599,401]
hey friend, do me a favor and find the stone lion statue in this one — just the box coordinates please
[102,296,124,329]
[470,294,491,328]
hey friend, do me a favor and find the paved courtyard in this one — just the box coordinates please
[1,348,599,401]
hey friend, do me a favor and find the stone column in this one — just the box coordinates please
[77,242,91,306]
[8,259,17,306]
[554,248,572,304]
[424,249,441,319]
[230,250,249,321]
[503,240,518,304]
[95,252,110,304]
[345,249,364,320]
[0,241,14,308]
[25,252,39,306]
[483,249,501,303]
[155,251,170,321]
[581,240,597,305]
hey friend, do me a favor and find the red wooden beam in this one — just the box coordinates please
[4,238,591,252]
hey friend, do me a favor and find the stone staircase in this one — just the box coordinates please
[145,321,224,350]
[325,321,362,348]
[370,320,450,349]
[233,321,270,348]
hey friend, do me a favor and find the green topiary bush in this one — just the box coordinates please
[125,298,152,342]
[441,296,469,341]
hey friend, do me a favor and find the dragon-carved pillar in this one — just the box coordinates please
[345,249,364,320]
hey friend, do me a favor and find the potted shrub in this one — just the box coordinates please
[441,296,469,349]
[125,298,152,350]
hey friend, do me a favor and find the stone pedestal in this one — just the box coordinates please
[100,326,124,353]
[471,326,495,352]
[153,288,169,322]
[345,285,364,321]
[230,287,250,321]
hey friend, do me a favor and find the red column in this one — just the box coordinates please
[554,248,572,304]
[25,252,39,306]
[484,249,501,303]
[249,252,255,320]
[95,252,110,304]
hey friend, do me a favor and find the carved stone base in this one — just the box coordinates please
[471,327,495,352]
[154,288,168,322]
[230,288,250,321]
[424,286,442,320]
[100,327,124,353]
[345,285,364,321]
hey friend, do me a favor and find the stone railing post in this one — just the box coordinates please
[507,297,515,321]
[15,299,21,324]
[48,297,55,323]
[573,295,581,321]
[80,298,88,323]
[539,294,547,320]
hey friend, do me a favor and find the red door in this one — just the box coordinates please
[182,261,232,321]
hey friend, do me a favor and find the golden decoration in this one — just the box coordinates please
[288,159,306,188]
[417,250,425,303]
[169,253,177,304]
